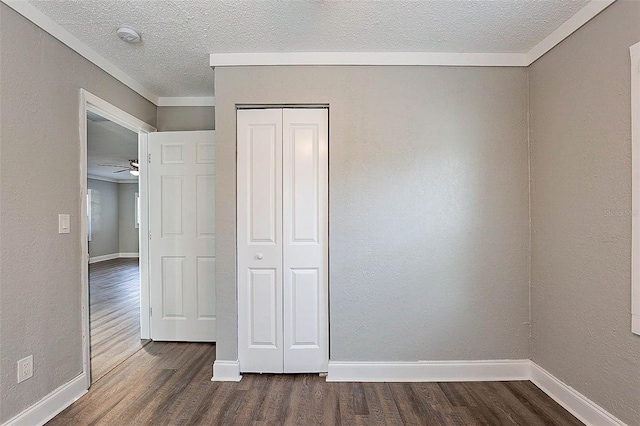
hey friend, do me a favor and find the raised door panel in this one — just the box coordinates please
[248,269,278,347]
[289,269,320,347]
[290,126,319,243]
[249,126,278,244]
[161,176,184,237]
[196,257,216,319]
[162,257,186,318]
[196,175,216,238]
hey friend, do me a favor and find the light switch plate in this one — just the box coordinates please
[58,214,70,234]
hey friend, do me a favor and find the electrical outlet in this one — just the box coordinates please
[17,355,33,383]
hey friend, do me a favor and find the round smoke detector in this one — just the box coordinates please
[116,27,141,43]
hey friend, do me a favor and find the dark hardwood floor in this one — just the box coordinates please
[50,340,582,425]
[89,257,149,381]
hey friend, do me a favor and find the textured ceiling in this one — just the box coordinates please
[28,0,591,97]
[88,117,138,181]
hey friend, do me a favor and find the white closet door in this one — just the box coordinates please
[149,130,216,342]
[237,109,284,373]
[282,109,329,372]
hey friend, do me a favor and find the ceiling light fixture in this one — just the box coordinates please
[129,159,139,176]
[116,27,141,43]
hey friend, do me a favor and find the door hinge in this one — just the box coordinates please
[150,307,153,316]
[148,153,151,163]
[149,231,151,240]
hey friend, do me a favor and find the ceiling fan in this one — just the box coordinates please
[98,159,139,176]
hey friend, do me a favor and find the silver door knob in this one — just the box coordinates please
[256,253,264,260]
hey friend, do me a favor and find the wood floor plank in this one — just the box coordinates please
[505,381,584,426]
[336,382,358,425]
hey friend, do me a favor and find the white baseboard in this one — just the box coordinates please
[89,252,139,263]
[327,359,627,425]
[326,359,530,382]
[3,360,625,426]
[2,373,87,426]
[88,253,119,263]
[119,252,140,258]
[529,362,627,426]
[211,360,242,382]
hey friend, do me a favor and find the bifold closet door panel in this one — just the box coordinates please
[237,109,284,373]
[282,109,329,373]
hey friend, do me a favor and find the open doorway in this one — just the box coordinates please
[86,110,147,381]
[80,90,155,387]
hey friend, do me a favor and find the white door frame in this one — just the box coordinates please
[79,89,156,388]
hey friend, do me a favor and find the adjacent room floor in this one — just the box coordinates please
[89,257,149,381]
[49,339,582,425]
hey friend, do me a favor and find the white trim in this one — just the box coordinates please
[157,97,215,107]
[2,0,614,96]
[87,174,137,184]
[83,91,156,134]
[324,359,627,424]
[211,360,242,382]
[1,0,158,105]
[632,41,640,336]
[2,374,87,426]
[326,360,530,382]
[80,90,155,387]
[138,132,150,340]
[88,252,139,264]
[529,362,627,426]
[79,92,91,388]
[526,0,615,64]
[88,253,119,264]
[119,252,139,258]
[87,174,119,184]
[210,52,529,67]
[633,314,640,335]
[1,361,625,425]
[208,1,614,68]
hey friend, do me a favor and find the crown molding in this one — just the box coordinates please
[157,97,216,107]
[209,0,615,68]
[88,174,137,184]
[1,0,159,105]
[209,52,529,67]
[526,0,615,65]
[3,0,616,97]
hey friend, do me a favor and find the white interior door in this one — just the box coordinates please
[237,108,328,373]
[149,130,216,342]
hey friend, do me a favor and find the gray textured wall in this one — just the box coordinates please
[529,1,640,424]
[215,66,531,362]
[118,182,140,253]
[0,4,156,422]
[156,106,215,131]
[87,179,119,257]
